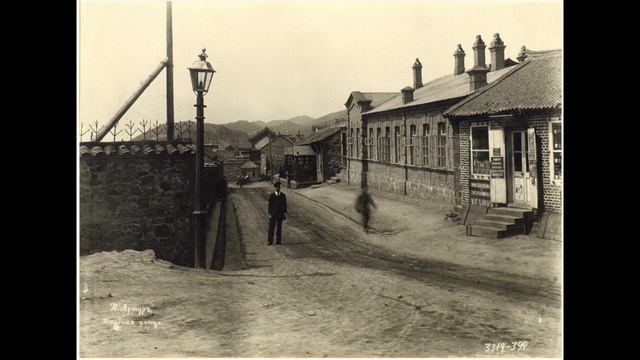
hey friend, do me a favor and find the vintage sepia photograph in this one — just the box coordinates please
[78,0,563,358]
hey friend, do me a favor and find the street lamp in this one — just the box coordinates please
[188,48,216,268]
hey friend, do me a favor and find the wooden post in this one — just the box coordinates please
[166,1,175,141]
[95,59,168,141]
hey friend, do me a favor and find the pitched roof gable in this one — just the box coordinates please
[444,51,561,117]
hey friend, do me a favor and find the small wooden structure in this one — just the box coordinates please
[240,161,259,182]
[283,145,318,188]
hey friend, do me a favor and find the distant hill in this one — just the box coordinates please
[221,120,266,136]
[284,115,315,126]
[221,112,346,139]
[133,110,347,149]
[309,110,347,130]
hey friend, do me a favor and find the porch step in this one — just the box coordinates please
[487,207,532,217]
[467,206,534,238]
[482,214,524,225]
[326,179,336,184]
[476,219,522,231]
[329,176,341,183]
[467,225,507,239]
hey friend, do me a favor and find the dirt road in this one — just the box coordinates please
[80,184,561,358]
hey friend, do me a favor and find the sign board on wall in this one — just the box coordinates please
[490,156,504,178]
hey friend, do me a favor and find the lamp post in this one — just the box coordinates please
[188,48,216,268]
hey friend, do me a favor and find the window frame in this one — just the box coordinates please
[549,119,562,186]
[470,123,491,179]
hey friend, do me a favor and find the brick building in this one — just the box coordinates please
[346,34,517,205]
[444,48,561,239]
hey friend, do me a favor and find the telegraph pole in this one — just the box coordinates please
[166,1,175,141]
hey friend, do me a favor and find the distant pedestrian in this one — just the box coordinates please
[267,181,288,245]
[355,186,376,233]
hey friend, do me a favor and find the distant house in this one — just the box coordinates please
[258,134,295,177]
[297,126,346,182]
[240,161,260,182]
[249,127,277,150]
[221,144,257,160]
[221,144,259,180]
[283,145,317,188]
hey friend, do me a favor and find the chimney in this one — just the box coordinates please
[453,44,465,75]
[517,45,528,62]
[489,33,506,71]
[401,86,414,104]
[412,58,423,89]
[466,35,490,92]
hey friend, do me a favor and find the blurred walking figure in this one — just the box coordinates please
[355,186,376,233]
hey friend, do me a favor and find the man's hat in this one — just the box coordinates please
[274,181,281,187]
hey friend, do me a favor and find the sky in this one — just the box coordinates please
[78,0,562,136]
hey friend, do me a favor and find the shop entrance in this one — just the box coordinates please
[507,130,531,207]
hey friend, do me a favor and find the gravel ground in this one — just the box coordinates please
[79,183,561,358]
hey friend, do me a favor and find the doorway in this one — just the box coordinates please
[508,130,530,207]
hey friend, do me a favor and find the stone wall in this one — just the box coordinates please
[321,131,343,180]
[80,144,196,266]
[347,158,455,204]
[406,167,455,203]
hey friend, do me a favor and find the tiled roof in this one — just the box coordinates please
[297,126,343,145]
[444,51,561,117]
[347,92,400,108]
[80,143,196,157]
[249,127,276,142]
[365,66,514,115]
[240,161,258,169]
[257,134,295,150]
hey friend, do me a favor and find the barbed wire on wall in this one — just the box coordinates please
[138,119,149,141]
[124,119,138,141]
[150,119,166,142]
[88,120,100,142]
[80,118,199,143]
[109,122,123,143]
[80,123,90,142]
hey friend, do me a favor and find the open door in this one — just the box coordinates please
[527,128,538,209]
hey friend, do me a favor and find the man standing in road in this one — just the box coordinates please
[267,181,287,245]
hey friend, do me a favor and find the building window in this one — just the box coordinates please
[419,124,430,166]
[367,127,374,160]
[471,125,490,176]
[356,128,360,158]
[436,122,447,168]
[550,121,562,184]
[408,125,416,165]
[378,137,390,162]
[349,129,354,157]
[375,127,381,161]
[394,126,402,163]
